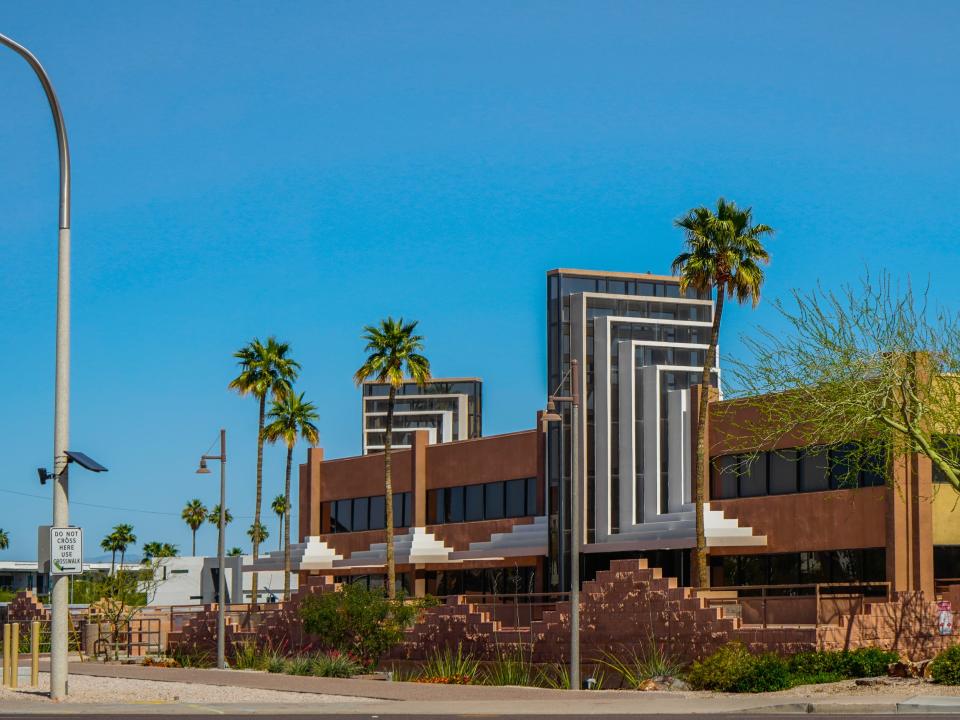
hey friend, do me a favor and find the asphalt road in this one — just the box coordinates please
[0,715,908,719]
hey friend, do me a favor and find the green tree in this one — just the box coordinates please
[271,494,287,551]
[141,542,178,563]
[247,521,269,550]
[354,317,431,598]
[264,392,320,599]
[227,546,244,557]
[112,524,138,568]
[728,273,960,491]
[181,499,207,556]
[671,198,773,587]
[208,504,233,558]
[228,336,300,603]
[0,528,8,551]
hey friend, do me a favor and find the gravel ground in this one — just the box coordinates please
[0,672,374,704]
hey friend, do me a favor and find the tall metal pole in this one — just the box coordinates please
[569,359,580,691]
[217,429,227,670]
[0,32,71,701]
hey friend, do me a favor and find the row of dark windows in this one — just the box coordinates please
[427,478,537,524]
[710,549,886,588]
[362,381,482,398]
[323,492,413,533]
[711,443,886,500]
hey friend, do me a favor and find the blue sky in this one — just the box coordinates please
[1,1,957,560]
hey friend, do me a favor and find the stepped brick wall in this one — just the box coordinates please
[6,591,51,623]
[390,559,960,663]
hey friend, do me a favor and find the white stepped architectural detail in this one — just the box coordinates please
[450,516,548,560]
[243,537,342,572]
[334,527,454,568]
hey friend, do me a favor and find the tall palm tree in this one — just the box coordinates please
[354,317,430,598]
[181,499,208,556]
[271,494,288,551]
[229,336,300,603]
[246,521,269,551]
[100,530,122,573]
[264,392,320,599]
[208,504,233,558]
[0,529,8,551]
[111,524,137,568]
[672,197,773,588]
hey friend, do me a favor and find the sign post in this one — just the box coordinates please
[49,527,83,575]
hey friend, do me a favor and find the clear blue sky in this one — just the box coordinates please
[1,1,957,560]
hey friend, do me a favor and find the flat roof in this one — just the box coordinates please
[547,268,680,283]
[362,377,482,384]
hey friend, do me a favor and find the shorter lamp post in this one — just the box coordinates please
[196,429,226,670]
[542,358,580,690]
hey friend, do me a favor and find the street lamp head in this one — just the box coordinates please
[546,399,557,413]
[196,458,211,474]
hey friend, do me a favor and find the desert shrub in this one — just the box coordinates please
[788,648,898,681]
[311,651,363,678]
[416,644,480,684]
[930,645,960,685]
[265,651,287,674]
[483,646,536,686]
[597,641,683,689]
[687,643,791,693]
[285,655,315,676]
[298,583,430,667]
[844,647,899,677]
[231,641,265,670]
[169,645,214,669]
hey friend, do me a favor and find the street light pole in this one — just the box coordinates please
[0,32,72,701]
[198,430,227,669]
[543,358,581,690]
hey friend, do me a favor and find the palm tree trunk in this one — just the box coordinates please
[283,444,293,600]
[111,550,116,575]
[384,384,396,599]
[278,514,283,551]
[251,394,266,605]
[191,529,197,557]
[694,285,725,588]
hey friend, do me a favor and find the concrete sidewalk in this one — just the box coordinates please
[3,662,958,715]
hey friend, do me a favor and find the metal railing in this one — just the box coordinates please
[696,581,892,629]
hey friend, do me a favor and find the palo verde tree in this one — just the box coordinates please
[671,198,773,588]
[181,499,207,556]
[228,336,300,603]
[354,317,431,598]
[264,391,320,599]
[727,272,960,492]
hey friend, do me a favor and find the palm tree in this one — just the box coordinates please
[111,524,137,568]
[181,499,208,556]
[264,392,320,599]
[101,529,124,573]
[227,547,244,557]
[247,521,269,551]
[141,542,178,563]
[229,336,300,603]
[208,504,233,557]
[354,317,430,598]
[672,197,773,588]
[0,528,9,551]
[271,494,287,551]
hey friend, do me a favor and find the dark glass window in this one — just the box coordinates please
[829,443,858,489]
[505,479,526,518]
[485,481,505,519]
[770,553,799,585]
[334,500,352,533]
[465,485,484,521]
[799,551,828,583]
[935,546,960,580]
[801,447,830,492]
[404,492,413,527]
[738,555,770,585]
[369,495,386,530]
[392,492,404,528]
[713,455,739,499]
[739,454,768,497]
[352,497,369,532]
[768,450,799,494]
[527,477,537,515]
[446,486,464,523]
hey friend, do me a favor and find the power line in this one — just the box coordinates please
[0,487,287,521]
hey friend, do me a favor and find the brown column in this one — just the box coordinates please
[412,429,428,527]
[536,410,546,515]
[299,446,323,542]
[887,451,935,596]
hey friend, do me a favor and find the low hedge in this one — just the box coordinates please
[930,645,960,684]
[687,644,900,693]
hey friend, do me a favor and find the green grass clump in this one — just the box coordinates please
[597,641,683,689]
[416,644,480,684]
[311,651,363,678]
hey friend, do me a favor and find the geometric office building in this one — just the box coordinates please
[361,378,482,455]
